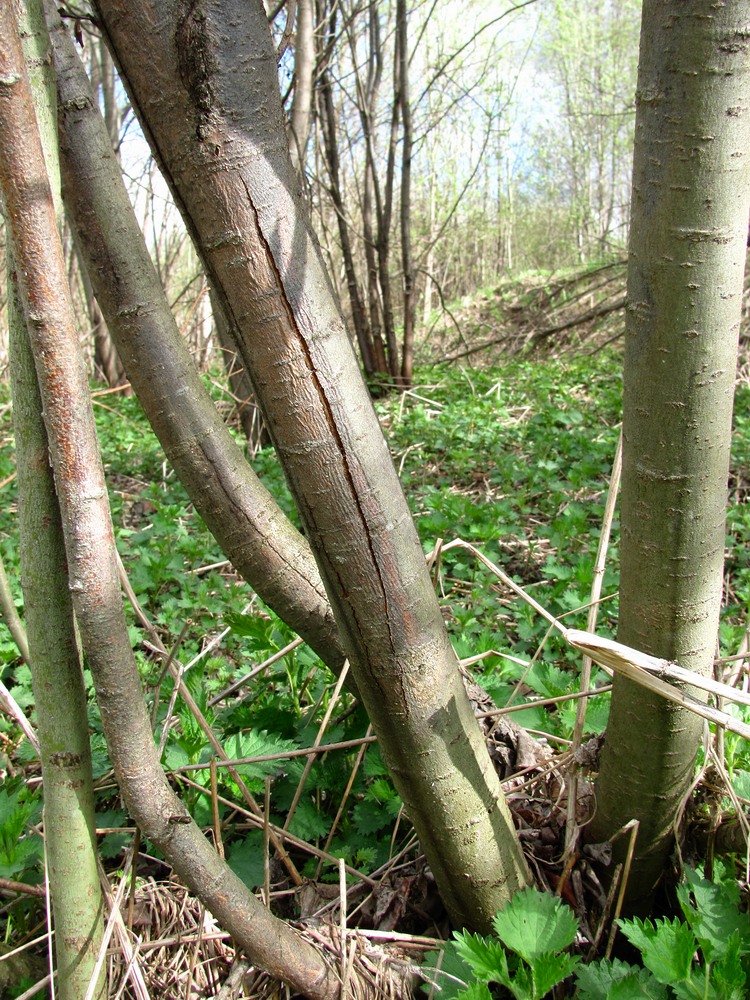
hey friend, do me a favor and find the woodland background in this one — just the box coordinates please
[1,2,750,1000]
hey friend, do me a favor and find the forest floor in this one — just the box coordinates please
[1,270,750,997]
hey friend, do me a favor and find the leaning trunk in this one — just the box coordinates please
[94,0,530,929]
[5,2,105,994]
[589,0,750,909]
[0,6,341,995]
[48,10,346,675]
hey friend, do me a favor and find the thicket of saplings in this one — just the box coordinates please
[1,345,749,996]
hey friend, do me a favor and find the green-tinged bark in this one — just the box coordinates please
[45,8,346,677]
[8,278,106,1000]
[0,6,340,995]
[94,0,530,929]
[5,4,105,994]
[589,1,750,909]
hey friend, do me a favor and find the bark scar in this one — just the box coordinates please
[175,0,215,139]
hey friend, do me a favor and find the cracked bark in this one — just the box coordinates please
[46,7,346,677]
[0,6,338,995]
[93,0,530,929]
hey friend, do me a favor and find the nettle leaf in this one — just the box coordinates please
[162,742,191,772]
[530,952,579,997]
[709,931,748,999]
[227,831,264,889]
[421,942,472,1000]
[97,808,129,861]
[363,746,389,778]
[525,662,571,699]
[452,929,510,984]
[353,846,378,870]
[676,867,750,961]
[353,799,392,835]
[0,836,41,879]
[367,777,397,803]
[492,886,578,963]
[619,916,695,984]
[225,730,300,781]
[731,769,750,801]
[575,958,668,999]
[287,799,330,841]
[224,611,272,641]
[457,982,493,1000]
[90,733,112,778]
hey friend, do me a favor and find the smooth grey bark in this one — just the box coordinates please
[47,9,346,676]
[0,7,339,996]
[84,34,127,387]
[288,0,314,171]
[316,24,378,376]
[395,0,415,386]
[589,0,750,909]
[93,0,530,929]
[5,3,106,995]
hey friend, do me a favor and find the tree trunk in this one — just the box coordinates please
[94,0,530,930]
[48,9,346,676]
[8,271,107,1000]
[396,0,415,387]
[85,30,127,388]
[0,6,340,995]
[589,0,750,910]
[317,32,377,376]
[5,3,105,994]
[288,0,314,172]
[348,1,390,379]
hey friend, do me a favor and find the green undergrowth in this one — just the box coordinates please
[424,863,750,999]
[0,353,749,947]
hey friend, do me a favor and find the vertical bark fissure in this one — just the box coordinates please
[93,0,531,929]
[47,7,346,674]
[0,7,340,994]
[241,175,396,659]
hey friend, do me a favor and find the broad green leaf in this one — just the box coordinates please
[670,976,710,1000]
[492,886,578,962]
[619,917,695,984]
[456,982,493,1000]
[526,661,572,698]
[452,930,510,983]
[224,610,268,638]
[731,769,750,801]
[0,837,41,879]
[708,931,748,1000]
[363,746,389,778]
[227,831,264,889]
[676,868,750,961]
[225,730,300,781]
[421,942,472,1000]
[162,742,190,771]
[530,951,579,998]
[576,958,667,999]
[287,798,330,841]
[504,962,534,1000]
[352,799,392,835]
